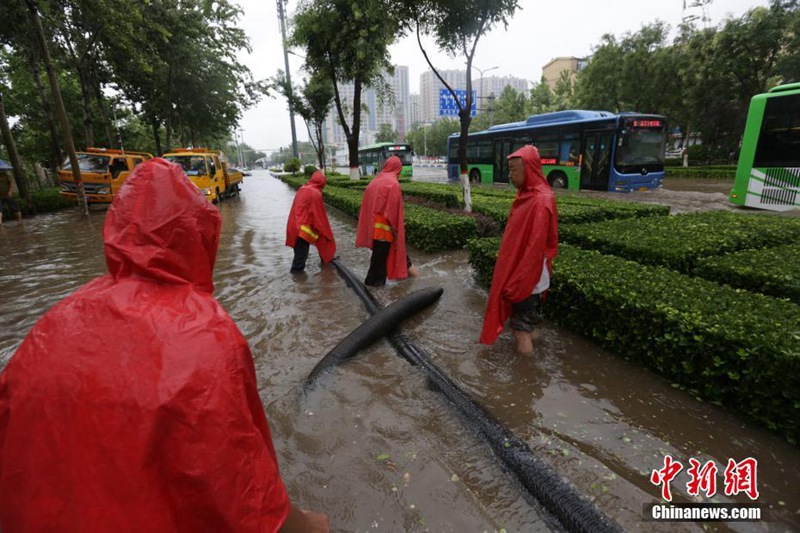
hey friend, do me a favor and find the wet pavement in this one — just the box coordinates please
[1,170,798,532]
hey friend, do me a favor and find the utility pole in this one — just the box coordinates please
[277,0,299,159]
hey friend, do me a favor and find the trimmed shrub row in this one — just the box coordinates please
[471,194,670,229]
[559,210,800,273]
[318,185,477,252]
[4,188,76,216]
[401,182,462,208]
[467,238,800,442]
[695,243,800,303]
[665,167,735,180]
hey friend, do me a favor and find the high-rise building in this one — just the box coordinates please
[408,93,421,127]
[419,69,467,123]
[541,56,589,90]
[418,70,530,122]
[323,66,411,148]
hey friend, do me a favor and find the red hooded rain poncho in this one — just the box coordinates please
[479,145,559,344]
[0,159,290,532]
[285,170,336,262]
[355,156,408,279]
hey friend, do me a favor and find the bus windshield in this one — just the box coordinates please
[62,154,110,173]
[391,149,413,166]
[754,93,800,167]
[164,155,207,176]
[615,129,665,172]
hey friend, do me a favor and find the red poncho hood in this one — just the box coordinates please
[0,159,290,532]
[479,145,559,344]
[355,156,408,279]
[285,170,336,262]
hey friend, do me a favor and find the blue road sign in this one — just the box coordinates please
[439,89,477,117]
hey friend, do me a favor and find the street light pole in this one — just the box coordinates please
[277,0,299,160]
[471,65,498,120]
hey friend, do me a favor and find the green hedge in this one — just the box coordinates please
[318,185,476,252]
[665,167,735,179]
[402,182,462,208]
[2,188,75,216]
[559,211,800,273]
[471,194,670,229]
[467,238,800,442]
[695,244,800,303]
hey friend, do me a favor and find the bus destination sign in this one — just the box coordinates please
[632,119,662,128]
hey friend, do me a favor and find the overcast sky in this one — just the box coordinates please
[235,0,769,153]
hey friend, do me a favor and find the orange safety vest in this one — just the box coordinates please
[372,213,394,243]
[300,224,319,243]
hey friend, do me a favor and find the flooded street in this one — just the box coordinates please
[1,170,798,532]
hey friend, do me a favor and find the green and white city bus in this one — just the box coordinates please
[446,110,667,192]
[729,83,800,211]
[358,142,414,178]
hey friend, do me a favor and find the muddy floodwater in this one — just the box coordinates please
[1,170,798,532]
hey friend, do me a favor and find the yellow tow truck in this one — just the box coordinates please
[163,148,243,203]
[58,148,153,203]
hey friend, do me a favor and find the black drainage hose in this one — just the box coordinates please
[330,258,621,533]
[304,285,443,389]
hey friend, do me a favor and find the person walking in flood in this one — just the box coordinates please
[0,164,23,225]
[285,169,336,273]
[0,159,329,532]
[356,155,419,286]
[479,145,558,354]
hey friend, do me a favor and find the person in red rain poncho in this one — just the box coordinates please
[355,155,419,286]
[479,145,558,354]
[0,159,329,533]
[285,170,336,273]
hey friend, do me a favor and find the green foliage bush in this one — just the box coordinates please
[471,194,670,229]
[4,188,74,216]
[303,165,317,176]
[401,182,462,208]
[284,158,302,174]
[695,244,800,303]
[666,167,736,179]
[559,211,800,273]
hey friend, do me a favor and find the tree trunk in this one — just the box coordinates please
[315,122,325,170]
[26,0,87,216]
[458,108,472,212]
[165,63,173,152]
[151,117,162,156]
[26,47,62,173]
[0,90,31,202]
[347,82,362,180]
[91,71,113,148]
[682,122,691,168]
[78,69,94,147]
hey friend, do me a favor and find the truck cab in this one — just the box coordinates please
[58,148,153,203]
[163,148,243,203]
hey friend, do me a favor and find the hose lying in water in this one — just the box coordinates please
[328,258,621,533]
[304,284,444,389]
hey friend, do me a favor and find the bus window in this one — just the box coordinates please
[560,138,580,165]
[494,139,512,183]
[535,140,559,165]
[754,94,800,167]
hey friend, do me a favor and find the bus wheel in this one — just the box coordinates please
[548,172,567,189]
[469,168,481,184]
